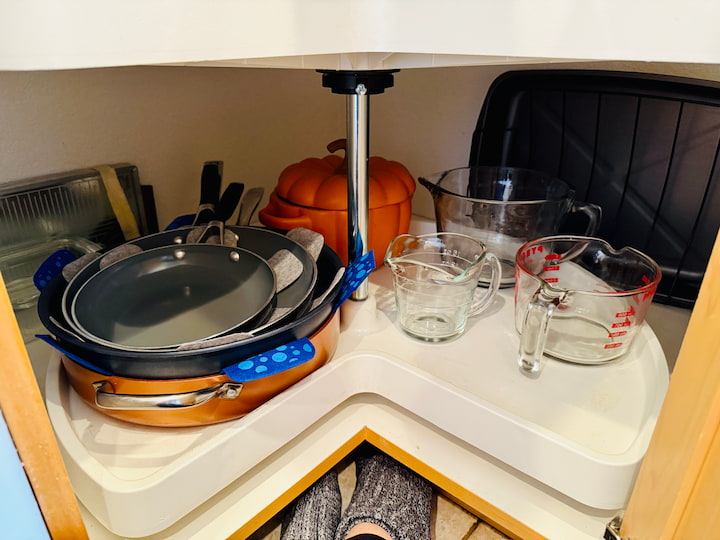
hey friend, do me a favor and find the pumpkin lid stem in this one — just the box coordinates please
[327,138,348,175]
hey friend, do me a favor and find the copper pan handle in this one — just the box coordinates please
[93,381,243,410]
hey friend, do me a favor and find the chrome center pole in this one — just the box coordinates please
[346,83,369,300]
[317,69,398,302]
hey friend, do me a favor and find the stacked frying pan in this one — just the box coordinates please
[35,161,373,427]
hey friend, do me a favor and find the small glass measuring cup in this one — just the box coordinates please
[514,235,661,373]
[384,232,501,342]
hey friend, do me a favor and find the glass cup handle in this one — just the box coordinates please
[470,252,502,315]
[571,201,603,236]
[518,289,558,373]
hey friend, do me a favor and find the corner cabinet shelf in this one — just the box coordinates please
[45,274,669,539]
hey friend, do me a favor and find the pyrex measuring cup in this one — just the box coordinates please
[419,166,602,287]
[514,236,661,373]
[384,232,501,342]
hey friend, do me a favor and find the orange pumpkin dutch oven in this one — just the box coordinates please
[259,139,416,267]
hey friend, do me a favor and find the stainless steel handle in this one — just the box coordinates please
[236,187,265,226]
[93,381,243,410]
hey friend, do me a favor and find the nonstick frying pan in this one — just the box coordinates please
[37,242,345,379]
[68,244,277,349]
[146,225,318,332]
[60,225,317,347]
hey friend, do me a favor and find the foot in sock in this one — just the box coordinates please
[335,452,432,540]
[280,469,342,540]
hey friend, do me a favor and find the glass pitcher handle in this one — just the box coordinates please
[518,289,559,373]
[572,201,603,236]
[470,252,502,315]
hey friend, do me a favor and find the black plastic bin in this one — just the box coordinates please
[469,70,720,308]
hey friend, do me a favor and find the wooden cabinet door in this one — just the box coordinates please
[0,275,87,539]
[622,233,720,539]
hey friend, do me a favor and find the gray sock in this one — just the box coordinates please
[281,470,342,540]
[335,452,432,540]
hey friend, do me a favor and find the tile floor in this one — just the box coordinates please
[248,457,509,540]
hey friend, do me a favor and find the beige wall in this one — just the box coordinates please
[1,61,719,227]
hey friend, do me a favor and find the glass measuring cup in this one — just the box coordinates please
[384,232,501,342]
[514,235,661,373]
[419,166,602,287]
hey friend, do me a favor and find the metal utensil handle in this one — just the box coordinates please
[192,161,223,226]
[216,182,245,222]
[236,187,264,226]
[93,381,243,410]
[194,219,227,244]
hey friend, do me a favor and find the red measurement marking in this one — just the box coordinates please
[544,265,560,272]
[616,306,636,318]
[545,277,559,283]
[641,275,658,301]
[612,320,632,328]
[604,342,623,349]
[608,331,627,338]
[519,245,544,260]
[545,253,561,260]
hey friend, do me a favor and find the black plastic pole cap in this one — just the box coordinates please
[317,69,399,95]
